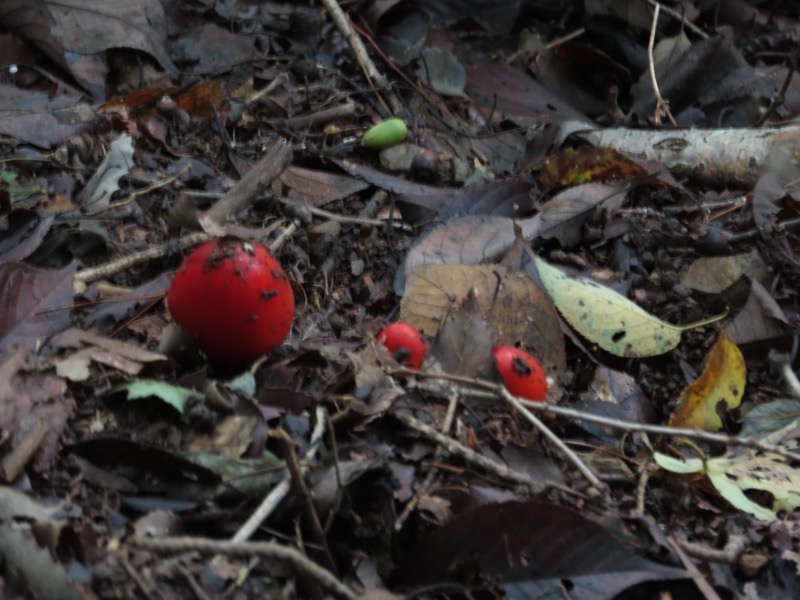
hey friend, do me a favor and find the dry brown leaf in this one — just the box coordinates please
[402,264,566,382]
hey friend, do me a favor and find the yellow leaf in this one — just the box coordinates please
[668,331,745,431]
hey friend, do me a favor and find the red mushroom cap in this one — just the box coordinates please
[167,238,294,363]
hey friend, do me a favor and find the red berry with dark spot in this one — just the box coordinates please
[492,345,548,402]
[167,238,294,363]
[376,322,429,369]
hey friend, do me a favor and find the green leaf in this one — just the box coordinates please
[655,447,800,522]
[225,371,256,395]
[534,255,682,357]
[112,379,204,414]
[185,451,282,498]
[705,459,776,521]
[1,170,42,203]
[653,452,704,474]
[709,446,800,521]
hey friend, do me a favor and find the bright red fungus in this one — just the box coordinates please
[167,238,294,363]
[492,345,548,402]
[376,322,429,369]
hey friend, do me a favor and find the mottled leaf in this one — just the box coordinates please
[534,255,682,357]
[655,444,800,522]
[668,331,745,431]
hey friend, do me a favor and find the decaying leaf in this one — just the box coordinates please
[534,255,683,357]
[0,350,72,470]
[726,280,789,347]
[401,264,566,379]
[668,331,745,431]
[78,134,134,214]
[539,181,630,249]
[655,444,800,522]
[0,261,76,354]
[679,250,769,294]
[52,328,168,382]
[0,524,83,600]
[539,146,647,190]
[399,214,542,294]
[431,288,496,379]
[740,399,800,439]
[415,47,467,98]
[348,347,405,416]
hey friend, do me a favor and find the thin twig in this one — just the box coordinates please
[74,231,212,287]
[177,564,214,600]
[269,221,298,253]
[180,192,414,232]
[676,533,748,565]
[500,388,605,492]
[392,410,548,493]
[274,102,357,129]
[647,4,677,126]
[246,72,289,106]
[129,536,358,600]
[666,534,724,600]
[646,0,709,39]
[319,0,401,115]
[232,405,327,542]
[756,39,800,126]
[120,555,165,600]
[390,368,800,463]
[287,201,415,232]
[616,195,748,218]
[505,27,585,65]
[273,428,338,575]
[394,386,462,530]
[102,164,191,212]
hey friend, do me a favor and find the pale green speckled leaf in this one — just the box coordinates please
[655,447,800,522]
[707,446,800,521]
[534,255,682,357]
[653,452,704,474]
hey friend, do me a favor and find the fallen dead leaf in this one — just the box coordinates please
[668,331,746,431]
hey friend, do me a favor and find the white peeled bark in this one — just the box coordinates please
[568,124,800,188]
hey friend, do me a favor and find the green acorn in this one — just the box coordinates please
[362,118,407,149]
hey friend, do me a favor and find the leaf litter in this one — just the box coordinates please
[0,1,800,598]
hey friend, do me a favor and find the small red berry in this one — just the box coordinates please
[376,322,429,369]
[492,345,548,402]
[167,238,294,363]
